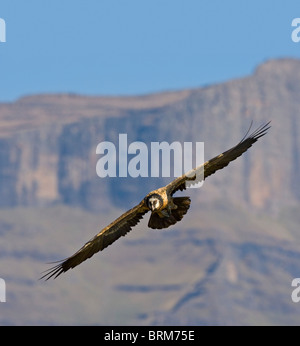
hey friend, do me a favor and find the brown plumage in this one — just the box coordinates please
[41,121,270,280]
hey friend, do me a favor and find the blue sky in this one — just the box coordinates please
[0,0,300,102]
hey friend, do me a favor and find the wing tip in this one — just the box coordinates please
[250,120,271,141]
[39,261,66,281]
[240,120,271,143]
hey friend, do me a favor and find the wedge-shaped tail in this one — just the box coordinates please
[148,197,191,229]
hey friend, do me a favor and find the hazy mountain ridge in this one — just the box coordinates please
[0,58,299,213]
[1,58,300,325]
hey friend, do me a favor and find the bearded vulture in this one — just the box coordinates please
[41,122,270,280]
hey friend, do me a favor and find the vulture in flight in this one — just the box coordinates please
[41,122,270,280]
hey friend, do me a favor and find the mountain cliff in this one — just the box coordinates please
[1,58,299,212]
[1,58,300,326]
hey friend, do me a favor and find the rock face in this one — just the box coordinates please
[0,58,299,212]
[1,59,300,326]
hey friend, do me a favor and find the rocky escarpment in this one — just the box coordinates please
[0,58,299,212]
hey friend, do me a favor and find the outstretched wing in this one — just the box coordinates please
[166,121,271,195]
[41,200,149,280]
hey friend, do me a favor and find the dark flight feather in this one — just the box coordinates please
[166,121,271,195]
[41,201,148,280]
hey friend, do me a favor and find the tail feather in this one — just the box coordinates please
[148,197,191,229]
